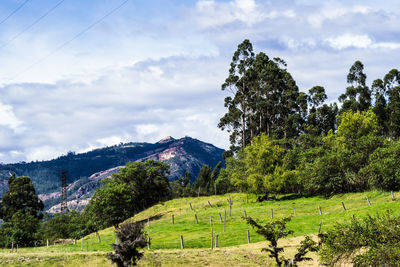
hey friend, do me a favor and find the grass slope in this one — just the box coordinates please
[1,191,399,266]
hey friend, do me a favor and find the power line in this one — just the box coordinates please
[0,0,31,27]
[10,0,130,81]
[0,0,65,50]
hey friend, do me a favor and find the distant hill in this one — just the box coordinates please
[0,136,224,212]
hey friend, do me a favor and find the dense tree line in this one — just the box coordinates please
[217,39,400,197]
[170,162,222,198]
[0,160,172,247]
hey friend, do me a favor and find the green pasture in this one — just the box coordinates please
[1,191,399,266]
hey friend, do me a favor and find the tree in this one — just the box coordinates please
[171,171,193,198]
[219,39,255,151]
[107,221,147,267]
[39,210,91,243]
[220,41,306,154]
[193,162,222,196]
[360,140,400,191]
[0,210,40,247]
[243,134,286,195]
[0,174,44,222]
[384,69,400,139]
[304,86,338,136]
[246,217,318,267]
[371,77,388,136]
[220,152,247,192]
[339,61,371,113]
[85,179,134,229]
[84,160,171,229]
[113,160,171,213]
[302,109,383,195]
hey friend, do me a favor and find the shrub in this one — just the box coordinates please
[319,211,400,266]
[107,221,147,267]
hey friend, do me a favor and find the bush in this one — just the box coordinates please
[319,212,400,266]
[107,221,147,267]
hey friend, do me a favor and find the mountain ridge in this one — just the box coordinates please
[0,136,224,212]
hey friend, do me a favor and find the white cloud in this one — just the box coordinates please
[308,5,371,28]
[0,102,24,133]
[372,42,400,49]
[325,34,400,50]
[194,0,295,28]
[325,34,373,50]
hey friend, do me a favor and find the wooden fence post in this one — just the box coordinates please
[172,214,175,224]
[147,237,151,250]
[147,218,150,227]
[318,221,322,234]
[215,234,219,248]
[180,235,184,249]
[392,191,395,201]
[190,202,193,210]
[247,230,250,244]
[341,202,346,211]
[352,214,355,223]
[195,214,198,224]
[47,239,49,252]
[210,216,213,250]
[224,209,226,232]
[208,201,212,207]
[244,209,247,219]
[366,196,371,206]
[96,232,101,243]
[219,212,223,222]
[271,208,273,219]
[229,199,232,216]
[318,206,322,215]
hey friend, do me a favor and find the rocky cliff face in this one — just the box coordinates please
[0,136,224,212]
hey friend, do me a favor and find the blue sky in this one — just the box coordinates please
[0,0,400,163]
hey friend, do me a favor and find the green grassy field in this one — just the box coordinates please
[1,191,399,266]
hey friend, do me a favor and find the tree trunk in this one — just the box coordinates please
[242,100,246,148]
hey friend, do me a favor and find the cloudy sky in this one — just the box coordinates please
[0,0,399,163]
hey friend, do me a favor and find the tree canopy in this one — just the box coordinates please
[217,40,400,197]
[85,160,171,229]
[0,174,43,222]
[0,175,43,247]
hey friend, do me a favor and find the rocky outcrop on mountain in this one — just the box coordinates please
[0,136,224,212]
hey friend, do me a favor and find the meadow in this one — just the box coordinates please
[1,191,399,266]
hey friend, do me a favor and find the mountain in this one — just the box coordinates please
[0,136,224,212]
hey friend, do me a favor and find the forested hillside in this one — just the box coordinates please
[0,136,224,209]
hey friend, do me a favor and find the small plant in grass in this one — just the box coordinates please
[107,221,147,267]
[246,217,318,267]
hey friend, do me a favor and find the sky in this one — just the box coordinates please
[0,0,400,163]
